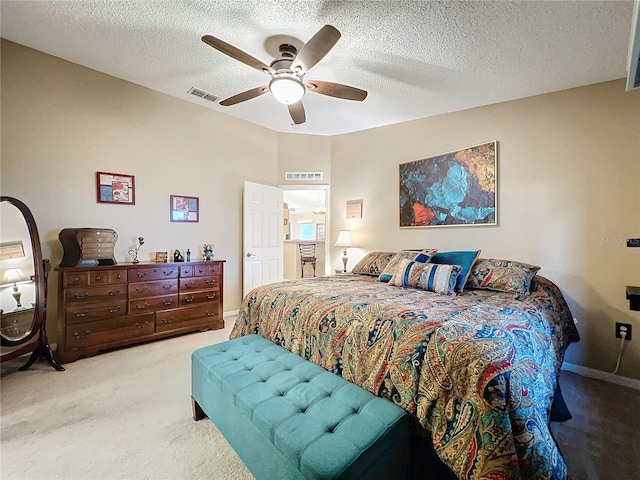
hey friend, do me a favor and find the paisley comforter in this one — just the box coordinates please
[231,274,579,480]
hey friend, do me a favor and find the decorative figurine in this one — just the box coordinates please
[173,249,184,262]
[186,249,191,262]
[203,244,214,261]
[128,236,145,264]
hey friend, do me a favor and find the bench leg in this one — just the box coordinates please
[192,396,207,421]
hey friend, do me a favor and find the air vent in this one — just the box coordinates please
[188,87,220,103]
[285,171,323,181]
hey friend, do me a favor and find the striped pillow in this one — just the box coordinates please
[389,259,461,295]
[378,249,437,282]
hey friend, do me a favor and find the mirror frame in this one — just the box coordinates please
[1,196,63,371]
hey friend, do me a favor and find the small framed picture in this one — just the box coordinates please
[97,171,135,205]
[316,223,326,240]
[170,195,199,222]
[155,252,168,263]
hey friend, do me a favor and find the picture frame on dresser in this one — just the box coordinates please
[96,171,135,205]
[170,195,199,223]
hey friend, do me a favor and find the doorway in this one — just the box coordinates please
[282,186,328,280]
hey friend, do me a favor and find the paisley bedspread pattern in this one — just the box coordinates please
[231,275,579,480]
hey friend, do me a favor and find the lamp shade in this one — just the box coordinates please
[2,268,28,286]
[269,76,306,104]
[334,230,354,248]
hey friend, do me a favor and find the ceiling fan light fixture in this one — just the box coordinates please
[269,75,305,104]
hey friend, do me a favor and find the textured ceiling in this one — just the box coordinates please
[0,1,634,136]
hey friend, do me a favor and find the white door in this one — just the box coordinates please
[243,181,284,297]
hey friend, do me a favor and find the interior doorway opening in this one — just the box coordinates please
[282,186,328,280]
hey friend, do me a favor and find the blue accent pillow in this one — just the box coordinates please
[429,250,481,292]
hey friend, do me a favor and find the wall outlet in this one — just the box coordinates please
[615,322,632,340]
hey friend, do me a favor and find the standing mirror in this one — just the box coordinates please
[1,196,63,371]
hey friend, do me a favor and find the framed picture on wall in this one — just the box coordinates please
[399,141,497,227]
[97,171,135,205]
[170,195,199,222]
[316,223,326,240]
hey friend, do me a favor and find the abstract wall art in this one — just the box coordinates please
[399,141,497,227]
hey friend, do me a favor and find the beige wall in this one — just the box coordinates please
[329,79,640,379]
[3,39,639,380]
[1,40,279,335]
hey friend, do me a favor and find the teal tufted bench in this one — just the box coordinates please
[191,334,411,480]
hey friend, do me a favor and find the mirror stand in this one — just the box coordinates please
[1,197,64,372]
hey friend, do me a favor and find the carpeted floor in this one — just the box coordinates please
[2,321,639,480]
[1,321,254,480]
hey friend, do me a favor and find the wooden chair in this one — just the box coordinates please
[299,243,317,278]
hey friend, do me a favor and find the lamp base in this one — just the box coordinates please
[342,249,348,273]
[11,287,22,309]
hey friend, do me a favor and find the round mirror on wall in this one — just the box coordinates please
[0,196,63,371]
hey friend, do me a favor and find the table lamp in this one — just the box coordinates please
[334,230,354,273]
[2,268,29,309]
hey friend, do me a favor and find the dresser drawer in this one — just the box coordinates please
[128,280,178,299]
[64,272,88,287]
[65,285,127,305]
[65,300,128,324]
[129,295,178,313]
[156,304,219,332]
[179,276,220,291]
[65,313,154,349]
[179,290,220,307]
[129,266,179,282]
[194,263,222,277]
[179,265,193,277]
[87,269,127,285]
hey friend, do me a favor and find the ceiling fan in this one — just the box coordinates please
[201,25,367,125]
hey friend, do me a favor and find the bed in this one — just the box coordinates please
[230,254,579,480]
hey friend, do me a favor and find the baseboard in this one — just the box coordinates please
[223,309,239,319]
[562,362,640,390]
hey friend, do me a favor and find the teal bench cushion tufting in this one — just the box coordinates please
[192,334,411,480]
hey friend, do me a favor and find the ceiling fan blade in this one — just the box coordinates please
[288,102,306,124]
[306,80,368,101]
[291,25,341,73]
[219,86,269,106]
[202,35,274,74]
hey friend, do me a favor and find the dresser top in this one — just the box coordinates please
[55,259,225,272]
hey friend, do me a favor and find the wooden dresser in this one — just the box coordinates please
[55,260,224,363]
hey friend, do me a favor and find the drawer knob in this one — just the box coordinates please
[163,270,173,276]
[136,287,148,293]
[75,312,88,317]
[73,276,80,282]
[185,282,195,288]
[206,311,216,317]
[207,294,216,300]
[134,321,149,329]
[162,299,173,306]
[161,317,173,324]
[108,307,121,313]
[137,272,148,278]
[95,275,102,280]
[73,331,90,338]
[207,280,215,286]
[74,293,89,299]
[136,303,148,310]
[185,297,194,303]
[162,284,173,290]
[109,290,121,296]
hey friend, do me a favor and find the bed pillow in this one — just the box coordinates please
[429,250,481,292]
[389,259,461,295]
[351,251,396,276]
[465,258,540,295]
[378,249,437,282]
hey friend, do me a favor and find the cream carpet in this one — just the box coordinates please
[0,321,254,480]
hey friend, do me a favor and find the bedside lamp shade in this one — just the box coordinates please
[334,230,354,273]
